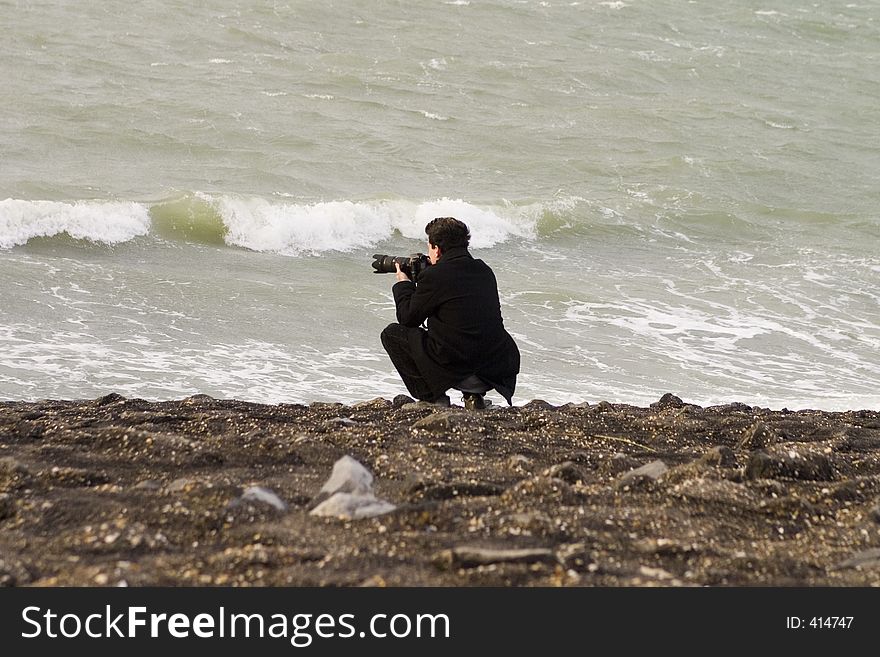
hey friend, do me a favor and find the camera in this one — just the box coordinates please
[371,253,430,281]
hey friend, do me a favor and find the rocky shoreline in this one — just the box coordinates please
[2,392,879,587]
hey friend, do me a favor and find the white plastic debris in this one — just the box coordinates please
[240,486,288,512]
[319,455,374,497]
[309,455,396,520]
[310,492,396,520]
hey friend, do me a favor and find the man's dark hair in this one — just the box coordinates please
[425,217,470,251]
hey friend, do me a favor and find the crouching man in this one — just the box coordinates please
[381,216,520,409]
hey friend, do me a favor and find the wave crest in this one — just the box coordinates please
[0,198,150,249]
[212,196,538,254]
[1,195,590,252]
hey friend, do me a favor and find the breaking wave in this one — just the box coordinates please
[2,194,594,254]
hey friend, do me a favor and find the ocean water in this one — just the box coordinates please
[1,0,878,410]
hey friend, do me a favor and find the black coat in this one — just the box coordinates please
[391,246,520,404]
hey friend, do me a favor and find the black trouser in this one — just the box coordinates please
[380,323,441,402]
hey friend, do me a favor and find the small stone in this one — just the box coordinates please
[438,547,558,568]
[650,393,685,410]
[133,480,162,491]
[391,394,414,409]
[308,456,395,519]
[410,411,469,432]
[617,460,669,489]
[95,393,126,406]
[183,394,215,405]
[351,398,390,410]
[309,493,395,519]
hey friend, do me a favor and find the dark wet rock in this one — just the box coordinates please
[709,402,753,413]
[391,394,414,409]
[650,393,685,410]
[524,399,555,411]
[183,394,216,404]
[95,393,126,406]
[744,447,837,481]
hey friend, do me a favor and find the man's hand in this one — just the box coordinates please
[394,262,411,283]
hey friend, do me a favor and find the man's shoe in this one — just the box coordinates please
[462,392,487,410]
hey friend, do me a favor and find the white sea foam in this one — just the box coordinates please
[0,199,151,249]
[210,196,537,254]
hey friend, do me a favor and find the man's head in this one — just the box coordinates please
[425,217,470,264]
